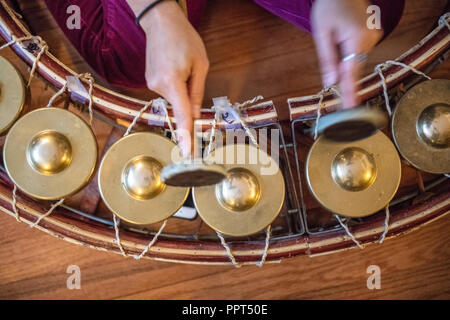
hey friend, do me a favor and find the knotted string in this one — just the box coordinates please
[0,0,23,19]
[334,214,364,249]
[0,35,48,87]
[123,100,153,137]
[12,185,20,222]
[216,231,242,268]
[439,12,450,30]
[232,96,264,147]
[379,205,390,244]
[374,60,431,116]
[46,82,68,108]
[77,73,95,125]
[113,215,127,257]
[256,225,271,267]
[29,198,65,228]
[314,86,341,140]
[134,220,168,260]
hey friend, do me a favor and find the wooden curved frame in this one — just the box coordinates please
[0,0,449,265]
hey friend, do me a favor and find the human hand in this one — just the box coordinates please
[129,0,209,157]
[311,0,383,108]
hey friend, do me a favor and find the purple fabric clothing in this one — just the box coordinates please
[45,0,405,88]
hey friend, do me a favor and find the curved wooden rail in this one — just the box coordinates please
[0,0,449,265]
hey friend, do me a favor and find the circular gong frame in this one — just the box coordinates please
[0,1,449,264]
[392,79,450,174]
[3,107,97,200]
[98,132,190,226]
[193,144,285,237]
[0,55,25,135]
[306,132,402,218]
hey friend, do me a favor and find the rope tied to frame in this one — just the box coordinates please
[210,96,273,267]
[379,205,390,244]
[113,99,175,259]
[216,231,242,268]
[374,60,431,116]
[30,199,65,228]
[313,86,341,140]
[134,220,168,260]
[334,214,364,249]
[12,185,20,222]
[0,35,48,87]
[439,12,450,30]
[77,73,95,125]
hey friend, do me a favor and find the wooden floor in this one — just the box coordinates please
[0,0,449,299]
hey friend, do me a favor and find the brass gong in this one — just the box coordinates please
[0,56,25,135]
[3,108,98,200]
[306,131,401,218]
[193,143,285,237]
[392,79,450,174]
[98,132,190,226]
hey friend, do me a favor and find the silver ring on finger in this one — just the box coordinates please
[342,52,368,64]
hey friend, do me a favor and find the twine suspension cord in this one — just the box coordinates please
[123,100,153,137]
[232,95,264,147]
[0,35,48,87]
[0,0,23,19]
[334,214,364,249]
[12,185,20,222]
[313,86,341,140]
[112,215,127,257]
[134,220,168,260]
[374,60,432,116]
[439,12,450,30]
[216,231,242,268]
[379,205,390,244]
[77,73,95,125]
[30,198,65,228]
[256,225,271,267]
[46,82,68,108]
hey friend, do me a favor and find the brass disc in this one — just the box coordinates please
[392,79,450,174]
[316,106,388,142]
[0,56,25,135]
[3,108,98,200]
[98,132,190,226]
[306,131,401,218]
[193,144,285,237]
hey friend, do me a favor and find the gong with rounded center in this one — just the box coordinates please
[306,131,401,218]
[3,108,98,200]
[98,132,190,226]
[392,79,450,174]
[0,56,26,135]
[193,143,285,237]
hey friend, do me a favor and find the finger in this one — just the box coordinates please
[188,61,209,119]
[313,28,340,87]
[338,39,365,109]
[166,82,193,158]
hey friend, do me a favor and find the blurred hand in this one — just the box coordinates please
[311,0,383,108]
[129,1,209,156]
